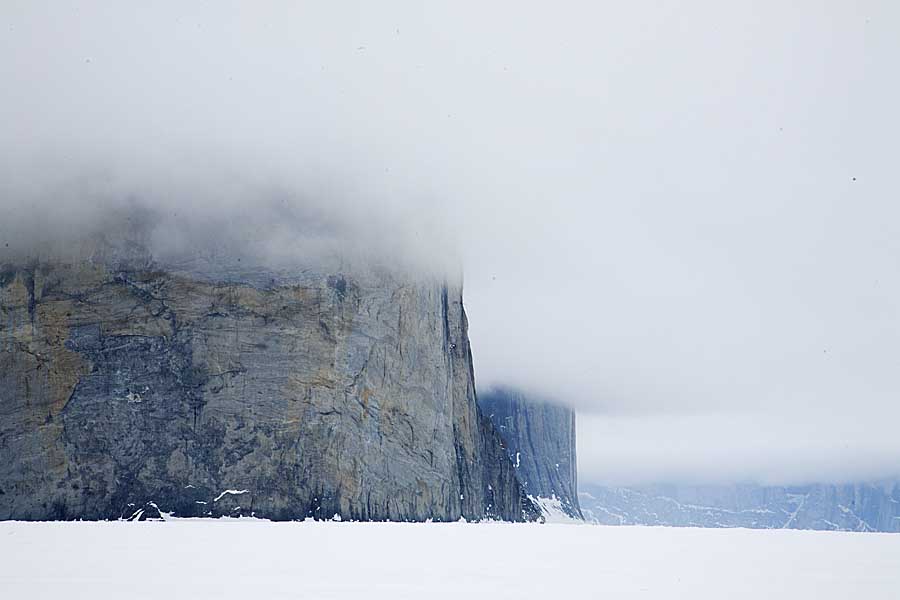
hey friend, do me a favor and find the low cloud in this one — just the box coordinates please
[577,411,900,487]
[3,2,899,485]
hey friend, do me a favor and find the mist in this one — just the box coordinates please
[2,1,899,486]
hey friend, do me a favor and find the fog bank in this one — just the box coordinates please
[3,1,899,485]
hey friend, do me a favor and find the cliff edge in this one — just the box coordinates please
[0,248,538,522]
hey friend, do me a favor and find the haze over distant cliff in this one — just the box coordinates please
[580,481,900,532]
[479,387,582,521]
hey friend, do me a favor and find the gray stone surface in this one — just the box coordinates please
[478,387,582,519]
[0,250,538,522]
[579,482,900,532]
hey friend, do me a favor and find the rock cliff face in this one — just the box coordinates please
[478,387,582,520]
[0,250,538,522]
[579,482,900,532]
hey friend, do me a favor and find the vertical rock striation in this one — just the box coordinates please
[478,387,583,520]
[0,248,538,522]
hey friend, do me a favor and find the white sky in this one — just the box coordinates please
[2,1,899,485]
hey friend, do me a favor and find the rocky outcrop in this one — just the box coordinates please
[0,249,538,522]
[478,387,582,520]
[579,481,900,532]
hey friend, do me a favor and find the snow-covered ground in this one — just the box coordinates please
[1,520,898,599]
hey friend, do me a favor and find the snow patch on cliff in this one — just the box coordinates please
[214,490,250,502]
[529,495,580,524]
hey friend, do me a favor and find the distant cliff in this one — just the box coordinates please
[579,482,900,532]
[478,387,582,520]
[0,246,539,522]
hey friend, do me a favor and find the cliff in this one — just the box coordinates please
[579,481,900,532]
[0,249,538,522]
[478,387,582,520]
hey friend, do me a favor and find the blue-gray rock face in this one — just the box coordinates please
[579,482,900,532]
[478,387,582,520]
[0,252,538,522]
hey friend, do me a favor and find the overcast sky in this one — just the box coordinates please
[2,1,899,486]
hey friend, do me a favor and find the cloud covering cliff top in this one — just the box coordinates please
[2,1,899,485]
